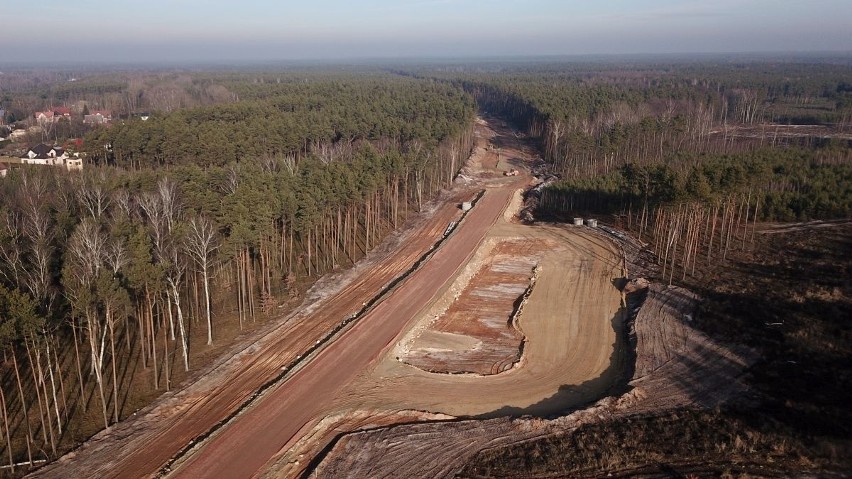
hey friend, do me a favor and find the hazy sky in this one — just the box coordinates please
[4,0,852,62]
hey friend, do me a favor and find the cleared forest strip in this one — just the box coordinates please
[259,118,545,478]
[167,188,515,478]
[29,187,482,479]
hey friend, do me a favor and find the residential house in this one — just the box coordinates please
[34,107,72,125]
[34,111,55,124]
[65,156,84,171]
[22,143,69,166]
[83,110,112,125]
[0,163,8,178]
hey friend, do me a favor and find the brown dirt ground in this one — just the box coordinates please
[263,120,631,478]
[398,239,544,375]
[331,224,624,417]
[168,183,521,478]
[307,232,757,478]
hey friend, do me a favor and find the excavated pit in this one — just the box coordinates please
[398,240,546,375]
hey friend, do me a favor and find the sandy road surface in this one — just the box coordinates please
[333,225,625,417]
[170,188,516,478]
[265,119,629,478]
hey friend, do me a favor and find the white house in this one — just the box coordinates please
[34,111,55,125]
[65,156,84,171]
[84,111,112,125]
[22,144,69,166]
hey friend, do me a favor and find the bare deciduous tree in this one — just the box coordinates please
[185,215,219,345]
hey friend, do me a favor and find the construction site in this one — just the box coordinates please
[28,116,767,479]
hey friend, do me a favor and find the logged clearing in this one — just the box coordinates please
[32,115,728,479]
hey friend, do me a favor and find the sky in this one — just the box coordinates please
[3,0,852,63]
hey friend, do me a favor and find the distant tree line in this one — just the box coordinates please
[414,62,851,282]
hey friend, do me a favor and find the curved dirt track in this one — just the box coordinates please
[332,223,625,417]
[311,245,758,479]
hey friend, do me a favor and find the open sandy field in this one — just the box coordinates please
[331,223,625,417]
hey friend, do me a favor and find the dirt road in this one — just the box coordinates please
[333,225,625,417]
[35,116,628,479]
[32,173,479,479]
[171,188,515,477]
[171,116,627,478]
[260,120,629,477]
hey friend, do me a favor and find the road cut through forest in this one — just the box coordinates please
[171,116,628,478]
[257,118,628,478]
[32,117,629,479]
[170,186,519,478]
